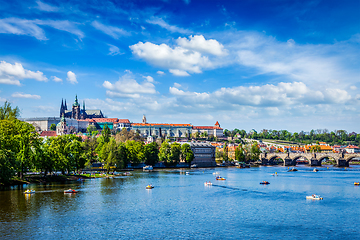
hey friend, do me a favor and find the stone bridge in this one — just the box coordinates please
[260,152,360,167]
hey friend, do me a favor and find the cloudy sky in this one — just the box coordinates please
[0,0,359,132]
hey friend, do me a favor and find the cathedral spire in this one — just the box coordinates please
[64,99,67,110]
[83,100,85,111]
[60,99,64,117]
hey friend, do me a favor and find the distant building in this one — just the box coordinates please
[192,121,224,137]
[39,131,57,138]
[84,118,131,131]
[184,142,216,167]
[60,95,104,120]
[56,115,68,135]
[344,145,360,153]
[132,115,192,138]
[21,117,79,132]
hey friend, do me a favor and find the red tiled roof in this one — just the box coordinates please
[118,119,130,123]
[345,145,359,149]
[91,118,119,123]
[40,131,57,137]
[132,123,192,127]
[193,126,222,130]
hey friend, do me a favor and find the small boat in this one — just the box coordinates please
[143,165,153,171]
[271,172,278,176]
[313,168,319,172]
[354,182,360,185]
[212,172,220,175]
[185,172,190,175]
[204,181,212,186]
[24,190,35,194]
[260,181,270,185]
[146,185,154,189]
[216,176,226,180]
[306,194,323,200]
[288,168,298,172]
[190,164,197,168]
[64,189,78,193]
[123,172,132,176]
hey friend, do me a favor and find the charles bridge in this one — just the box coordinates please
[260,152,360,167]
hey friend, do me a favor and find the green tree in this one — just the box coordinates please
[235,144,246,162]
[102,124,111,143]
[87,125,97,135]
[116,142,129,169]
[250,142,261,161]
[170,142,181,166]
[50,123,56,131]
[125,140,145,165]
[159,140,171,164]
[0,101,20,120]
[181,143,194,164]
[144,142,159,166]
[223,143,229,161]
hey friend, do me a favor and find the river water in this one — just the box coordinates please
[1,166,360,239]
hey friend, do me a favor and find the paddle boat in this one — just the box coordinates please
[271,172,278,176]
[216,176,226,180]
[64,189,78,193]
[260,181,270,185]
[143,165,153,171]
[313,168,319,172]
[212,172,220,175]
[146,185,154,189]
[204,181,212,186]
[306,194,323,200]
[24,190,35,194]
[354,182,360,186]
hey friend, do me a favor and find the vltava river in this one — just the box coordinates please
[1,166,360,239]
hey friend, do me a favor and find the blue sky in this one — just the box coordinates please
[0,0,359,133]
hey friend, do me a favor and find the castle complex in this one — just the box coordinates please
[60,95,104,119]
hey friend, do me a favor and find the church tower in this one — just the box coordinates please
[142,114,147,124]
[60,99,64,118]
[72,95,81,119]
[56,114,68,135]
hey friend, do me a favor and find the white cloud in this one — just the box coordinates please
[169,69,190,76]
[108,44,122,56]
[35,20,84,39]
[350,86,357,90]
[0,18,46,40]
[143,76,154,83]
[103,73,157,98]
[0,61,47,85]
[11,92,41,99]
[169,81,354,108]
[35,1,59,12]
[130,41,213,76]
[0,78,21,86]
[0,18,84,40]
[176,35,227,56]
[91,21,128,39]
[67,71,77,84]
[157,71,165,75]
[146,17,191,34]
[52,76,62,82]
[174,83,182,88]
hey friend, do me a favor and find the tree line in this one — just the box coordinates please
[224,128,360,146]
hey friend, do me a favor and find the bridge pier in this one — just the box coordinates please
[261,158,269,165]
[310,158,321,166]
[284,157,296,166]
[336,158,349,167]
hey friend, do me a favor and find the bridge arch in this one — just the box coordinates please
[346,156,360,164]
[292,155,310,165]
